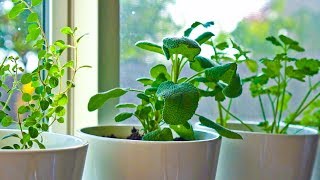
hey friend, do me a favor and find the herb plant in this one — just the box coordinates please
[88,22,243,140]
[245,35,320,133]
[0,0,88,149]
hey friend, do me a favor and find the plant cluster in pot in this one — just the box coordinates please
[193,24,319,180]
[0,0,89,179]
[80,21,244,180]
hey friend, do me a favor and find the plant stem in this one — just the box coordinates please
[185,69,206,83]
[217,101,224,126]
[277,60,288,133]
[220,105,254,132]
[267,93,276,117]
[258,95,267,125]
[225,99,233,120]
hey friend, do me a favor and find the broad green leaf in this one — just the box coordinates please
[245,59,258,73]
[2,133,19,140]
[49,65,59,76]
[279,34,298,45]
[135,41,164,55]
[57,94,68,106]
[266,36,282,47]
[31,0,42,7]
[27,12,39,23]
[21,73,32,84]
[115,112,133,122]
[190,56,214,72]
[170,122,195,140]
[33,139,45,149]
[22,93,32,102]
[134,106,152,120]
[18,105,29,114]
[205,63,237,84]
[137,93,149,102]
[40,100,49,111]
[195,32,214,45]
[198,115,242,139]
[24,117,37,127]
[1,116,13,127]
[184,21,214,37]
[145,87,158,95]
[63,61,74,69]
[136,78,153,86]
[41,124,49,131]
[115,103,136,109]
[222,74,242,98]
[156,81,199,125]
[60,27,73,35]
[261,59,281,78]
[8,3,26,19]
[49,77,59,88]
[28,127,39,138]
[88,88,128,111]
[142,128,173,141]
[216,42,229,50]
[289,44,305,52]
[57,117,64,123]
[285,66,305,81]
[162,37,201,60]
[150,64,170,79]
[295,58,320,76]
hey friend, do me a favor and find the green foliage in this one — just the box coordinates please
[88,22,243,141]
[246,35,320,133]
[0,0,88,149]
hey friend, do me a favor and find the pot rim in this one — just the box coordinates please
[0,129,88,153]
[78,124,221,144]
[197,120,319,137]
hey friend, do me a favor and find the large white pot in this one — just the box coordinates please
[312,138,320,180]
[0,129,88,180]
[78,125,221,180]
[195,122,319,180]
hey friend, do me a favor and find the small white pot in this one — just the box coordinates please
[312,138,320,180]
[78,125,221,180]
[0,129,88,180]
[195,121,319,180]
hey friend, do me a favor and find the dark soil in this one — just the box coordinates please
[106,127,187,141]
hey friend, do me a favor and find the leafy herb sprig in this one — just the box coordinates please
[88,22,243,140]
[245,35,320,133]
[0,0,89,149]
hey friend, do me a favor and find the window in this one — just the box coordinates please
[0,0,45,128]
[118,0,320,123]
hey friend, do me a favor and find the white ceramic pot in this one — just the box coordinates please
[78,125,221,180]
[195,121,319,180]
[0,129,88,180]
[312,138,320,180]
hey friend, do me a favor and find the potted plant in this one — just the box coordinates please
[79,22,244,179]
[193,25,319,180]
[0,0,88,179]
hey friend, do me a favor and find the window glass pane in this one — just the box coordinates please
[120,0,320,122]
[0,0,44,128]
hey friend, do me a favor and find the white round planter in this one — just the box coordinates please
[195,121,319,180]
[312,138,320,180]
[0,129,88,180]
[78,125,221,180]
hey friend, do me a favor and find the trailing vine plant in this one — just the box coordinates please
[0,0,89,149]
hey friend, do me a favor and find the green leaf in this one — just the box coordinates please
[57,117,64,123]
[245,59,258,73]
[289,44,305,52]
[31,0,42,7]
[2,133,19,140]
[198,115,242,139]
[195,32,214,45]
[279,34,298,45]
[184,21,214,37]
[27,12,39,23]
[88,88,128,111]
[49,65,59,76]
[2,146,13,149]
[215,42,229,50]
[142,128,173,141]
[170,122,195,140]
[63,61,74,69]
[24,117,37,127]
[115,112,133,122]
[77,33,89,43]
[135,41,164,55]
[8,3,26,19]
[115,103,136,109]
[41,124,49,131]
[295,58,320,76]
[57,94,68,106]
[136,78,153,86]
[150,64,170,79]
[21,73,32,84]
[1,116,13,127]
[205,63,237,83]
[266,36,282,47]
[261,59,281,78]
[33,139,45,149]
[28,127,39,138]
[156,81,199,125]
[22,93,32,102]
[60,27,73,35]
[40,100,49,111]
[190,56,215,72]
[18,105,29,114]
[162,37,201,60]
[49,77,59,88]
[222,74,242,98]
[137,93,149,102]
[285,66,305,81]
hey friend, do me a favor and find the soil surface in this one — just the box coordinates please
[106,127,187,141]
